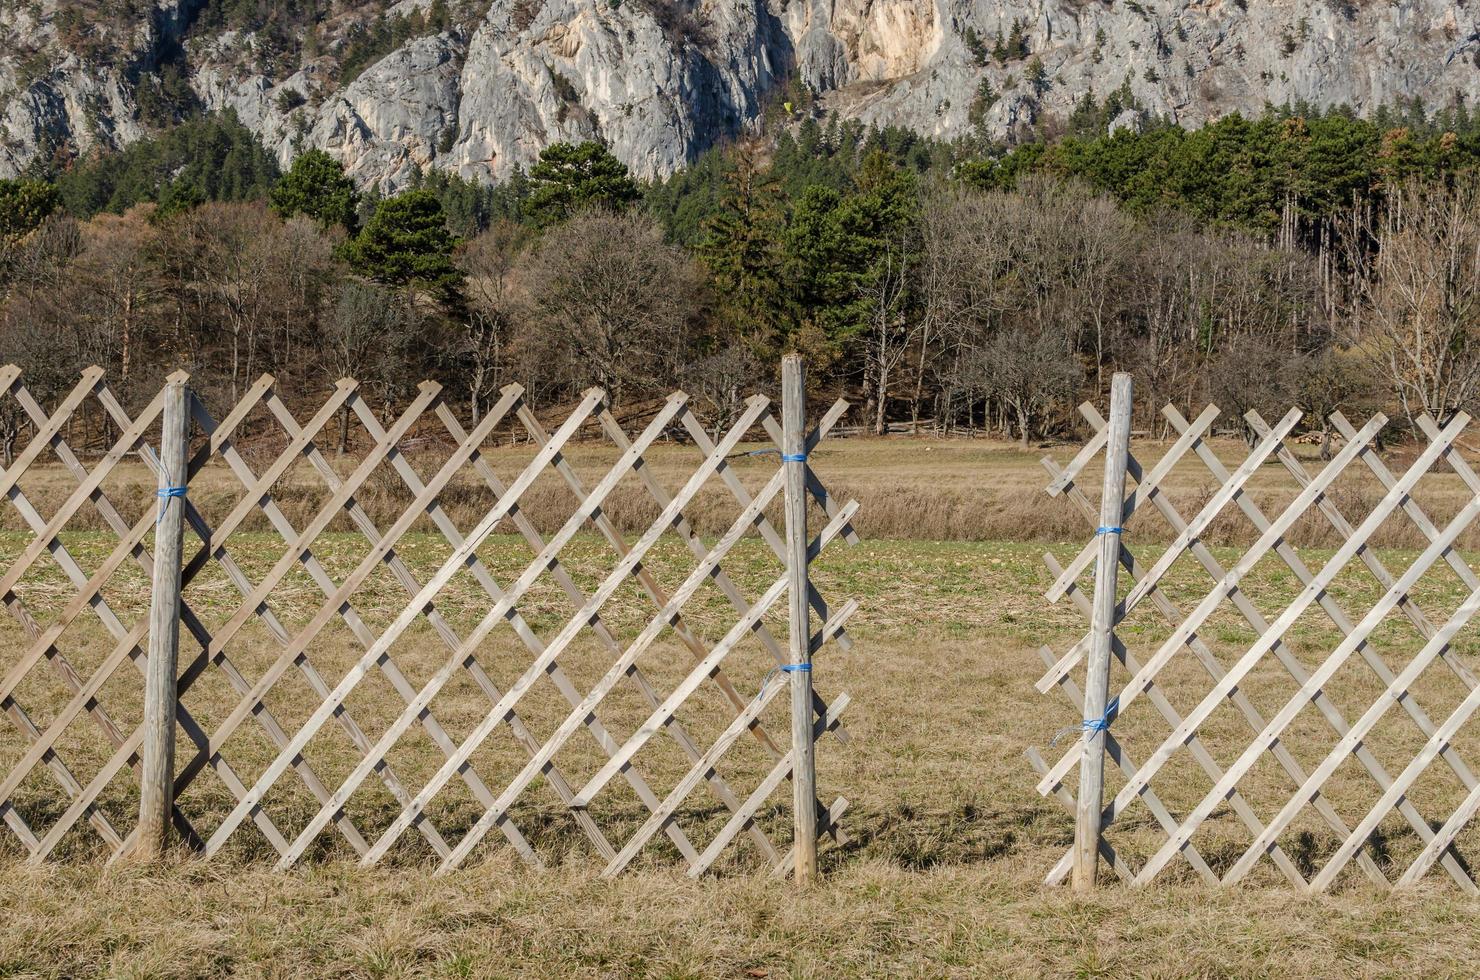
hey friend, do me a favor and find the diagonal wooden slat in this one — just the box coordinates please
[1161,406,1477,888]
[601,607,856,876]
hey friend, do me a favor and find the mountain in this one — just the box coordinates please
[3,0,1477,190]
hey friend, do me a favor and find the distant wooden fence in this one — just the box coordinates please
[1032,374,1480,892]
[0,360,858,876]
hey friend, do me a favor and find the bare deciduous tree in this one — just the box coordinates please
[456,221,527,422]
[517,208,700,406]
[970,327,1082,446]
[1344,177,1480,427]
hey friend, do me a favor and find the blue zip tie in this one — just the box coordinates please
[1096,526,1124,535]
[156,485,187,524]
[1050,695,1120,746]
[755,662,812,703]
[736,448,808,462]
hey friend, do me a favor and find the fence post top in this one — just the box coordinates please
[165,369,191,386]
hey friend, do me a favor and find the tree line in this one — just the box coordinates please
[3,100,1480,455]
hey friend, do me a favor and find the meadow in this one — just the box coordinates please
[4,433,1480,977]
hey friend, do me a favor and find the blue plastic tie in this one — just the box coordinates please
[740,449,807,462]
[1051,695,1120,746]
[156,485,186,524]
[1095,526,1124,535]
[755,662,813,703]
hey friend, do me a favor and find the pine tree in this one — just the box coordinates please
[524,141,640,226]
[343,189,462,298]
[271,149,360,231]
[699,149,787,356]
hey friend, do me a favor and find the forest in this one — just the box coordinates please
[2,96,1479,455]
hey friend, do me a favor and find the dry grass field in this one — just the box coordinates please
[6,432,1480,977]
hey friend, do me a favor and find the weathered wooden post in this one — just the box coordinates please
[134,376,189,860]
[782,353,818,884]
[1073,371,1133,890]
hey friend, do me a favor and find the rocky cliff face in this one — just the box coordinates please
[3,0,1478,189]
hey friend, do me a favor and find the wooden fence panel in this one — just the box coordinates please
[0,367,859,875]
[1036,396,1480,892]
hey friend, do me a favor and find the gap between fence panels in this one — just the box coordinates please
[0,363,860,878]
[1036,381,1480,893]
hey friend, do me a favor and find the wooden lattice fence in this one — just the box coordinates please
[1033,373,1480,892]
[0,359,857,876]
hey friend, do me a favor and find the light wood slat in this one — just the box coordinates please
[428,430,839,872]
[1035,410,1397,795]
[201,383,569,865]
[0,385,169,602]
[351,396,770,870]
[769,799,852,882]
[0,367,106,502]
[29,727,155,861]
[279,391,694,868]
[421,400,753,865]
[1133,456,1480,885]
[770,795,850,878]
[1044,404,1219,604]
[1159,405,1476,887]
[593,404,788,758]
[497,406,783,864]
[590,399,852,825]
[190,383,442,683]
[1229,584,1480,887]
[1036,422,1304,696]
[1399,688,1480,885]
[1044,416,1109,497]
[185,383,457,757]
[1254,409,1478,694]
[1335,410,1480,690]
[1031,645,1189,883]
[0,546,99,855]
[261,384,557,859]
[698,757,852,882]
[0,368,858,875]
[175,378,359,586]
[89,379,375,858]
[671,408,859,836]
[0,499,135,850]
[695,403,861,667]
[205,389,642,861]
[42,377,367,858]
[2,378,217,851]
[757,402,863,549]
[543,481,847,814]
[197,385,485,858]
[0,486,155,853]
